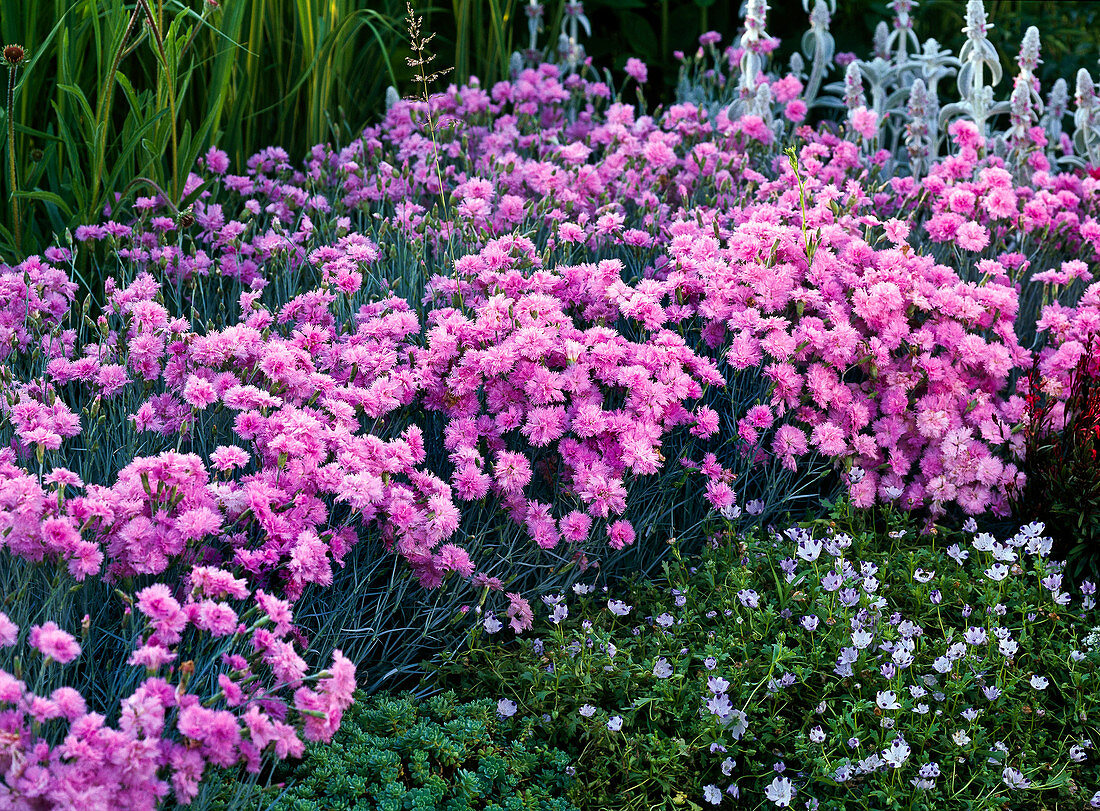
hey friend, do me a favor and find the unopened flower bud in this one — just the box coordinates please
[3,44,25,67]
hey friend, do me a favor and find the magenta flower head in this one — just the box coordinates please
[29,621,81,664]
[506,592,534,633]
[0,612,17,647]
[625,57,648,84]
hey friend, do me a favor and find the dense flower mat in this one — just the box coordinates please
[1,13,1100,806]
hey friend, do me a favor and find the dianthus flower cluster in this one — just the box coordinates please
[1,46,1098,805]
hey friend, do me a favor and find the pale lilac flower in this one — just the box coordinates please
[608,600,632,616]
[607,715,623,731]
[580,704,597,717]
[484,614,504,634]
[498,698,518,718]
[801,615,819,632]
[653,658,673,679]
[876,691,901,710]
[704,656,718,670]
[809,726,826,743]
[852,630,873,649]
[727,709,748,739]
[1030,675,1049,690]
[737,589,759,608]
[964,627,988,645]
[1021,522,1046,538]
[703,784,722,805]
[796,537,822,562]
[973,533,997,552]
[721,757,736,775]
[1071,745,1087,762]
[709,676,731,693]
[707,693,733,718]
[947,544,970,564]
[764,775,794,807]
[883,737,911,768]
[1002,767,1031,788]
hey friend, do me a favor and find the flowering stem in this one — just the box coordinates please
[6,64,20,254]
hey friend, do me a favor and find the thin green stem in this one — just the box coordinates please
[7,65,20,254]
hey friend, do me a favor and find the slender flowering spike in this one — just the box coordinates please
[843,62,866,111]
[906,78,936,177]
[738,0,770,113]
[886,0,919,62]
[1005,26,1044,167]
[801,0,835,111]
[960,0,997,67]
[872,21,890,62]
[1043,76,1069,150]
[527,0,544,55]
[1074,68,1100,165]
[1017,26,1041,73]
[789,51,805,79]
[1005,72,1041,175]
[944,0,1004,137]
[914,37,959,103]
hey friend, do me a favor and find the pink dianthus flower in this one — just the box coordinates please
[29,621,81,664]
[955,221,990,252]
